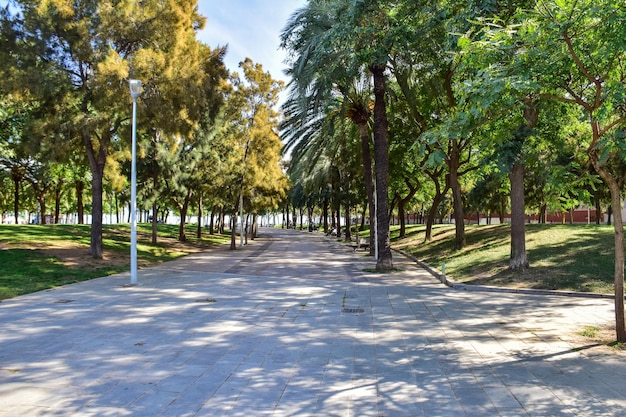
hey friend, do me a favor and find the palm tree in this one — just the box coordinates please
[281,0,394,270]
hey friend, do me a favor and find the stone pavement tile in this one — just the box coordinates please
[507,383,561,405]
[554,396,621,417]
[275,384,319,411]
[268,407,313,417]
[470,367,503,387]
[446,373,482,390]
[350,401,380,417]
[463,406,503,417]
[452,387,495,409]
[314,383,353,417]
[128,388,180,415]
[233,383,285,410]
[67,405,127,417]
[194,398,235,417]
[0,384,59,412]
[522,403,592,416]
[493,364,544,386]
[84,381,149,408]
[377,380,424,417]
[484,386,522,408]
[419,400,466,417]
[493,407,531,417]
[1,229,624,416]
[154,374,199,394]
[157,385,211,417]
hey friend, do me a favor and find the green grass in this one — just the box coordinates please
[0,223,230,300]
[391,223,617,294]
[578,325,601,338]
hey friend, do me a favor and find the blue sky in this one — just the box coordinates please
[197,0,307,85]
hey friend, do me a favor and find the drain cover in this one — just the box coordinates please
[341,308,365,314]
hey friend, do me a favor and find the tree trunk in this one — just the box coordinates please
[323,197,329,234]
[509,98,539,270]
[54,182,62,224]
[12,173,20,224]
[449,139,466,250]
[197,194,203,239]
[335,205,341,238]
[38,195,46,225]
[589,118,626,342]
[88,172,104,258]
[176,189,192,243]
[151,173,158,244]
[361,206,366,229]
[83,129,108,258]
[425,178,448,242]
[370,63,393,271]
[594,168,626,342]
[151,202,158,244]
[230,215,237,250]
[398,179,419,239]
[359,123,376,255]
[509,160,529,270]
[244,214,249,245]
[605,179,626,342]
[540,204,547,224]
[398,198,406,238]
[344,204,351,242]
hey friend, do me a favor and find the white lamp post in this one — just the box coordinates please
[129,79,142,285]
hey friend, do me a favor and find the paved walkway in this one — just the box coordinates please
[0,228,624,416]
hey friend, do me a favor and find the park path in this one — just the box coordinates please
[0,227,624,416]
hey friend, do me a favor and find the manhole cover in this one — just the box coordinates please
[341,308,365,314]
[53,299,74,304]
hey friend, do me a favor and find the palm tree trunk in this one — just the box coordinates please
[370,63,393,271]
[359,123,376,256]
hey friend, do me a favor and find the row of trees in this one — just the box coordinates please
[279,0,626,341]
[0,2,288,252]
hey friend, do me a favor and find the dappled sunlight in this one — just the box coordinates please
[1,228,624,416]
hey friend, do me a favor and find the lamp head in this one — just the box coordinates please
[129,79,142,100]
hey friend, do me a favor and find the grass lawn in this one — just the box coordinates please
[391,223,616,294]
[0,223,230,300]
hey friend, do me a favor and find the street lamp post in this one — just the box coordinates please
[129,79,142,285]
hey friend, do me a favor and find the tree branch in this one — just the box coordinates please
[598,115,626,137]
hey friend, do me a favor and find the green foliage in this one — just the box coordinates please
[216,58,288,216]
